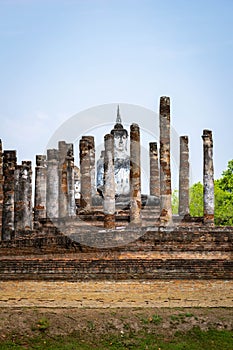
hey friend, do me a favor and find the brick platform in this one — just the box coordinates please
[0,225,232,281]
[0,280,232,308]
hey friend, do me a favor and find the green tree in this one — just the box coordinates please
[189,160,233,225]
[218,159,233,193]
[214,160,233,225]
[189,182,203,217]
[214,180,233,225]
[172,189,178,214]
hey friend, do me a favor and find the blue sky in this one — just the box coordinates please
[1,0,233,186]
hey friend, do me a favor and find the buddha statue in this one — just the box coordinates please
[97,105,130,197]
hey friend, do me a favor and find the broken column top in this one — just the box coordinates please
[58,140,67,148]
[104,133,113,141]
[58,141,74,160]
[130,123,140,132]
[149,142,158,152]
[58,141,68,157]
[22,160,31,167]
[160,96,170,115]
[36,155,46,166]
[47,149,59,161]
[202,129,213,137]
[202,130,213,146]
[3,150,17,163]
[80,136,94,153]
[66,143,74,158]
[3,150,16,156]
[82,136,94,143]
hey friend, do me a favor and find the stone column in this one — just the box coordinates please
[14,165,21,230]
[2,150,17,240]
[159,96,172,224]
[58,142,76,218]
[202,129,214,225]
[58,141,69,218]
[179,136,190,217]
[103,134,115,229]
[34,155,47,222]
[82,136,95,197]
[14,161,33,232]
[46,149,59,219]
[0,140,3,239]
[96,150,105,193]
[130,123,142,225]
[67,143,76,216]
[74,166,80,199]
[89,137,96,197]
[149,142,160,197]
[79,137,92,210]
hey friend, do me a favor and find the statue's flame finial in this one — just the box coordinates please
[116,104,122,124]
[111,104,127,136]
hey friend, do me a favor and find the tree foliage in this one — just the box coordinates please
[214,180,233,226]
[172,189,178,214]
[217,159,233,193]
[214,160,233,225]
[189,182,203,217]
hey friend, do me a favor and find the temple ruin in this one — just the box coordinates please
[0,97,232,281]
[0,96,215,235]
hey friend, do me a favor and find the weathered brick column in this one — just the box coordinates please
[46,149,59,219]
[14,161,33,232]
[103,134,115,229]
[2,150,17,240]
[58,141,69,218]
[130,123,142,225]
[202,129,214,225]
[179,136,190,216]
[89,137,96,197]
[58,142,76,218]
[0,140,3,239]
[34,155,47,222]
[79,137,92,210]
[66,143,76,217]
[149,142,160,197]
[159,96,172,224]
[82,136,95,197]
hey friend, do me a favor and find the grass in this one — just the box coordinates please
[101,328,233,349]
[138,313,162,325]
[170,312,195,323]
[87,320,95,331]
[31,317,50,332]
[36,317,50,332]
[0,328,232,349]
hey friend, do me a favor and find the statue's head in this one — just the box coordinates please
[111,129,128,155]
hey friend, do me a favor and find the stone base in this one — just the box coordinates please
[91,194,160,209]
[104,214,115,229]
[0,226,232,281]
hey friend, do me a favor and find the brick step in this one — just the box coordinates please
[0,259,232,280]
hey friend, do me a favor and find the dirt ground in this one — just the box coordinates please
[0,280,232,343]
[0,307,232,341]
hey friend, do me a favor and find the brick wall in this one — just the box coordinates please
[0,225,232,281]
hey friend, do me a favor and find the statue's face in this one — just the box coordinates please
[114,133,127,153]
